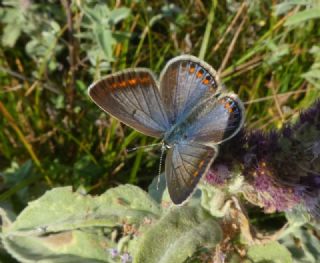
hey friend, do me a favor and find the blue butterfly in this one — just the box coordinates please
[89,55,244,205]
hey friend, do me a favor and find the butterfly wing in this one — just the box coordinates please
[89,69,169,138]
[185,93,244,143]
[165,142,217,205]
[160,55,244,144]
[160,55,222,124]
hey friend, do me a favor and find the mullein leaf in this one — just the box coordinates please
[133,206,222,263]
[6,185,160,233]
[247,241,292,263]
[1,185,160,262]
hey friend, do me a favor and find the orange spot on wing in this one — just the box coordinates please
[189,65,195,73]
[198,160,205,169]
[224,102,233,113]
[140,76,151,85]
[193,171,199,177]
[196,70,204,78]
[202,79,209,85]
[118,81,126,88]
[128,78,138,86]
[224,99,235,113]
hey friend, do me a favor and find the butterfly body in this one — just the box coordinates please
[89,55,244,205]
[163,93,220,145]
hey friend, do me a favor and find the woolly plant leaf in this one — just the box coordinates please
[285,7,320,26]
[94,25,115,61]
[133,206,222,263]
[2,229,113,263]
[199,183,231,218]
[285,206,310,227]
[1,185,160,262]
[246,241,292,263]
[108,7,131,25]
[280,227,320,263]
[4,185,160,233]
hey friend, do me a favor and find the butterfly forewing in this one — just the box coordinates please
[89,69,169,138]
[160,55,221,124]
[165,142,217,205]
[185,93,244,143]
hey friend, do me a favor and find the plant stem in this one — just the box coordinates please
[198,0,217,60]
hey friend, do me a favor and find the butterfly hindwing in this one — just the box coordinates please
[184,93,244,143]
[89,69,169,138]
[165,142,217,205]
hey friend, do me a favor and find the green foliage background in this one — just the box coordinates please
[0,0,320,262]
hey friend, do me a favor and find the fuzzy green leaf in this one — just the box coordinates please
[5,185,160,233]
[2,229,113,263]
[285,7,320,26]
[280,227,320,263]
[247,241,292,263]
[133,206,222,263]
[94,25,115,61]
[275,1,311,16]
[1,185,160,262]
[109,7,131,25]
[285,206,310,227]
[199,183,230,218]
[2,23,21,47]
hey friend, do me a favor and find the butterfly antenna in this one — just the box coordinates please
[157,142,166,190]
[126,143,162,153]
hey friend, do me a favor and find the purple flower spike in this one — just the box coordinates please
[282,125,292,138]
[211,99,320,220]
[206,164,231,185]
[248,162,304,213]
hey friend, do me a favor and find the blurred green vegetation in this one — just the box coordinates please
[0,0,319,215]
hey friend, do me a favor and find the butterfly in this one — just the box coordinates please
[88,55,244,205]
